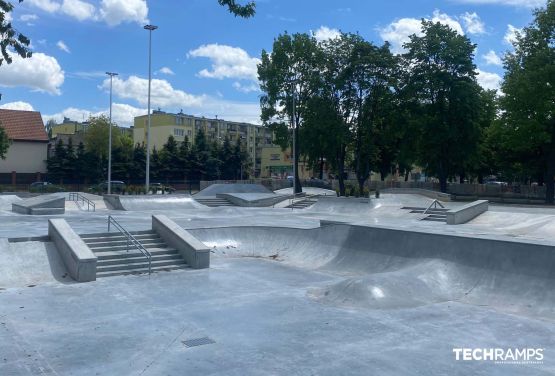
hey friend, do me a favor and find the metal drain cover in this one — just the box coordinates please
[182,337,215,348]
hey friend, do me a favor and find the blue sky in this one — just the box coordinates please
[0,0,545,126]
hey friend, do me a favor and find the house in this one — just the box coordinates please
[0,109,49,185]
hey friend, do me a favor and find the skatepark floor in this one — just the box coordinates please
[0,192,554,375]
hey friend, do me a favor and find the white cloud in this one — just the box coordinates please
[26,0,61,13]
[99,0,148,26]
[25,0,148,25]
[454,0,545,8]
[100,75,205,108]
[461,12,485,34]
[188,44,260,82]
[379,18,423,54]
[483,50,502,66]
[57,40,70,53]
[379,10,464,54]
[0,52,64,95]
[232,82,260,93]
[0,101,35,111]
[61,0,96,21]
[19,14,39,22]
[313,26,341,42]
[431,10,464,35]
[157,67,175,75]
[477,69,502,90]
[504,24,522,45]
[43,102,147,128]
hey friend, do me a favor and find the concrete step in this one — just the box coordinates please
[96,248,179,260]
[409,209,448,214]
[287,200,317,209]
[97,253,182,267]
[80,230,156,239]
[89,241,167,252]
[195,198,235,207]
[422,217,447,222]
[85,238,164,248]
[96,258,186,273]
[96,264,190,278]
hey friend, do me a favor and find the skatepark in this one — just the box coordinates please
[0,184,554,375]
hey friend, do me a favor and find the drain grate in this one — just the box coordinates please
[182,337,215,348]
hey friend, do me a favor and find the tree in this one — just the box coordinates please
[74,142,87,184]
[178,136,191,180]
[159,135,182,183]
[0,121,9,159]
[0,0,31,66]
[85,115,121,161]
[402,20,482,192]
[500,0,555,203]
[259,32,322,193]
[218,0,255,17]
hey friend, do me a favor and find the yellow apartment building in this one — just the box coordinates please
[134,110,274,177]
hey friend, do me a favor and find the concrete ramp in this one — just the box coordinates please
[106,195,205,211]
[0,195,22,210]
[189,224,555,319]
[12,194,65,215]
[195,183,271,197]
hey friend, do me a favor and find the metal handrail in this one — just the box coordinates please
[107,215,152,275]
[289,193,320,210]
[68,192,96,211]
[422,199,445,215]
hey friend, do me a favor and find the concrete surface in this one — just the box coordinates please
[0,192,554,375]
[447,200,489,225]
[12,194,65,215]
[275,186,337,196]
[48,219,97,282]
[218,192,289,207]
[152,215,210,269]
[195,183,272,197]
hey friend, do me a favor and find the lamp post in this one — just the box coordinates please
[106,72,118,195]
[291,82,297,196]
[144,24,158,193]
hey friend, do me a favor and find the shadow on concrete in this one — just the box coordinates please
[45,242,76,285]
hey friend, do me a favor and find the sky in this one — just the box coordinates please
[0,0,546,127]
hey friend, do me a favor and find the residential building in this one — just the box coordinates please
[0,109,49,184]
[47,117,133,157]
[133,110,275,177]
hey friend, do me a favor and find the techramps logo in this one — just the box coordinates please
[453,348,544,365]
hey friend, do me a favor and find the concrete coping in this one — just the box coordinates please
[152,215,210,269]
[446,200,489,225]
[48,219,97,282]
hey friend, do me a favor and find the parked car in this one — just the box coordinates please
[29,182,65,193]
[88,181,126,194]
[149,183,175,194]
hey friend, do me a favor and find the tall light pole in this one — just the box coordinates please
[144,24,158,193]
[291,82,297,196]
[106,72,118,195]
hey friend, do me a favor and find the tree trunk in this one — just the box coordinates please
[404,170,409,182]
[459,172,465,184]
[319,155,324,180]
[337,146,346,196]
[545,134,555,204]
[293,125,302,194]
[358,179,365,198]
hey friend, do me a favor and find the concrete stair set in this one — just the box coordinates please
[195,196,236,207]
[80,230,188,278]
[286,199,317,209]
[402,206,449,222]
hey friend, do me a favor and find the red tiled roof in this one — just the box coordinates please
[0,109,48,142]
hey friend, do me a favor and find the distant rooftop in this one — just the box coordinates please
[0,109,48,142]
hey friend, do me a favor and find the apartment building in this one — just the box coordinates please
[133,110,274,177]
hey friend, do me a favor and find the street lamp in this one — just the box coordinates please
[106,72,118,195]
[144,24,158,193]
[291,82,297,196]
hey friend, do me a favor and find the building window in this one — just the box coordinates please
[176,116,184,125]
[270,154,280,161]
[174,128,184,137]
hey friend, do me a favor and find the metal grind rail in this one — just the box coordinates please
[107,215,152,275]
[68,192,96,211]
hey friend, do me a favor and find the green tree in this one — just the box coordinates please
[259,32,322,193]
[74,142,87,184]
[112,135,133,182]
[47,139,67,184]
[178,136,191,180]
[0,0,31,66]
[0,121,9,159]
[218,0,255,17]
[159,135,182,183]
[63,137,76,182]
[131,143,146,183]
[402,20,482,192]
[84,115,121,161]
[500,0,555,203]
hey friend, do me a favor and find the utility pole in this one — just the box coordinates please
[144,24,158,193]
[106,72,118,195]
